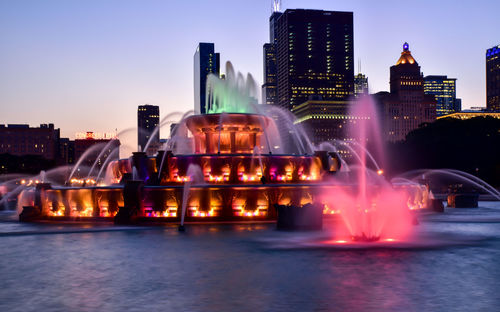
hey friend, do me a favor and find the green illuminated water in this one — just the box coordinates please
[205,62,259,114]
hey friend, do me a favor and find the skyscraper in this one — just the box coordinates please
[275,9,354,110]
[194,43,220,114]
[424,75,458,116]
[455,98,462,112]
[262,43,278,105]
[138,104,160,151]
[486,44,500,111]
[354,73,368,97]
[376,43,436,142]
[262,8,282,105]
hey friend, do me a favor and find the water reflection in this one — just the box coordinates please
[0,204,500,311]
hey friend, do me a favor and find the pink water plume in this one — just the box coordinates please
[324,96,414,242]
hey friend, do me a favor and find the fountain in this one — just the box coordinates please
[10,62,440,242]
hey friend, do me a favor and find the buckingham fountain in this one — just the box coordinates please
[18,110,346,223]
[9,63,453,242]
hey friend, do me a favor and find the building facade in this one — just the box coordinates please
[486,44,500,111]
[292,99,351,143]
[0,124,60,160]
[423,75,458,116]
[275,9,354,110]
[138,104,160,151]
[58,138,75,165]
[74,132,119,171]
[194,43,220,114]
[376,43,436,142]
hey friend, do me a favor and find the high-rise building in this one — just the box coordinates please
[486,44,500,111]
[262,9,283,105]
[275,9,354,110]
[194,43,220,114]
[376,43,436,142]
[424,75,458,116]
[354,73,368,97]
[455,98,462,112]
[262,43,278,105]
[138,104,160,151]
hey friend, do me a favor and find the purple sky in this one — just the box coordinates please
[1,0,499,140]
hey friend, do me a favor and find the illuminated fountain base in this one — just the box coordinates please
[18,113,430,225]
[20,181,429,225]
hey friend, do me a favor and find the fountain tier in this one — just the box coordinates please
[185,113,271,154]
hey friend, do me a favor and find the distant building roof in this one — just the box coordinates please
[6,124,29,128]
[486,44,500,58]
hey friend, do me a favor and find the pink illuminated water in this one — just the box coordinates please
[325,96,414,242]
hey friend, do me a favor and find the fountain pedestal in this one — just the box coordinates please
[131,152,150,181]
[19,206,42,222]
[19,183,51,222]
[115,180,144,224]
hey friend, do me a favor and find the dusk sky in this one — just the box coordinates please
[1,0,499,140]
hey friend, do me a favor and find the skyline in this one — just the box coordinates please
[1,0,499,139]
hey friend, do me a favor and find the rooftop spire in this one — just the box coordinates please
[272,0,281,13]
[396,42,417,66]
[403,42,409,52]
